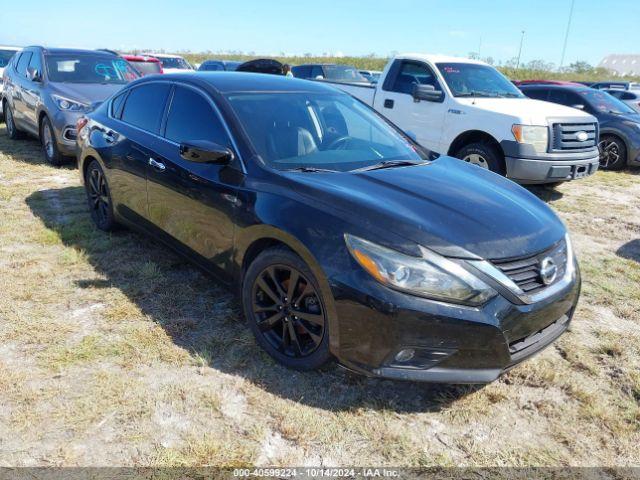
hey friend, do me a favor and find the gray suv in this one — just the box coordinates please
[2,47,139,165]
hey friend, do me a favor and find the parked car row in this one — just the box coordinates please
[0,44,628,384]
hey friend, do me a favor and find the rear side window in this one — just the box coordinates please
[164,86,229,145]
[16,51,32,78]
[548,90,581,107]
[291,65,311,78]
[390,61,439,95]
[120,83,171,133]
[311,66,324,79]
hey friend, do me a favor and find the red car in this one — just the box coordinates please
[122,55,163,77]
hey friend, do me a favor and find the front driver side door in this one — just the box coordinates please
[146,84,243,280]
[374,60,448,152]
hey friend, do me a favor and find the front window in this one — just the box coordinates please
[45,54,139,84]
[225,92,427,172]
[0,49,19,68]
[577,89,635,114]
[155,56,191,70]
[323,65,368,83]
[437,62,524,98]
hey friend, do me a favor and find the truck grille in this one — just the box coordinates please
[551,122,597,151]
[492,241,567,295]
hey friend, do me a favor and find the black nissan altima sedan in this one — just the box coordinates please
[76,72,580,383]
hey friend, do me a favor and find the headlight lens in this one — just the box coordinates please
[344,234,497,306]
[512,124,549,154]
[51,94,90,112]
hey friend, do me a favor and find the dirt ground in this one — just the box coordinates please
[0,126,638,467]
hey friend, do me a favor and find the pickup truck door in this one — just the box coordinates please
[374,59,448,153]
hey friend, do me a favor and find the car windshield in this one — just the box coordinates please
[437,62,525,98]
[130,60,162,76]
[45,54,139,84]
[578,89,636,114]
[225,92,427,172]
[0,49,19,68]
[156,56,191,69]
[324,65,368,82]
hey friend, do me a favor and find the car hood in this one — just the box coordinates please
[456,97,596,124]
[49,82,126,105]
[286,156,566,260]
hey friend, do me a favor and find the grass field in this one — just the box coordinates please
[0,126,639,467]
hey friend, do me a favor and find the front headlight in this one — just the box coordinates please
[51,94,90,112]
[344,234,497,306]
[512,124,549,154]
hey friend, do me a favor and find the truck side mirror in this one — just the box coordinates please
[413,84,444,103]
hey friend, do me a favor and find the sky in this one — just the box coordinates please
[2,0,639,66]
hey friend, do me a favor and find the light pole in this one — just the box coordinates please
[560,0,576,69]
[516,31,525,69]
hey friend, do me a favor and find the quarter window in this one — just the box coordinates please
[27,52,42,78]
[120,83,171,133]
[164,86,229,145]
[111,91,127,119]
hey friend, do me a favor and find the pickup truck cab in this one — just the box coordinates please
[329,54,600,184]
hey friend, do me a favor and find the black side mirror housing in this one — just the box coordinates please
[413,84,444,103]
[27,67,42,82]
[179,141,234,164]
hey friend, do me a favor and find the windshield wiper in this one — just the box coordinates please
[353,160,427,172]
[456,90,496,98]
[285,166,338,173]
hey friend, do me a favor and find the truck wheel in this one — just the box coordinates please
[455,143,505,175]
[598,135,626,171]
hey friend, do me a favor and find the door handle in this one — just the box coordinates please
[148,157,166,172]
[383,99,394,109]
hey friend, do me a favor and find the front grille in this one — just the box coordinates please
[492,241,567,295]
[551,122,597,151]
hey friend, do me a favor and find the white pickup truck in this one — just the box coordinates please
[327,54,600,184]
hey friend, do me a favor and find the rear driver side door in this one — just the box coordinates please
[146,84,243,280]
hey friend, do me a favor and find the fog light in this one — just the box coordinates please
[395,349,415,363]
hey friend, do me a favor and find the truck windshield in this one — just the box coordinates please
[437,63,524,98]
[45,54,139,84]
[226,92,427,172]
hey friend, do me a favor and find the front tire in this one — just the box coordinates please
[85,160,117,231]
[242,247,332,371]
[598,135,627,171]
[40,116,65,166]
[455,142,505,175]
[4,102,23,140]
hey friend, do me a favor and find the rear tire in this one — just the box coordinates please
[85,160,117,231]
[40,116,65,166]
[455,142,505,175]
[242,247,332,371]
[4,102,24,140]
[598,134,627,171]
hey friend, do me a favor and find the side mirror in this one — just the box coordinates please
[27,67,41,82]
[413,84,444,103]
[571,104,585,110]
[179,140,234,164]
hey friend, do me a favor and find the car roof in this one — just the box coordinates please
[143,52,185,58]
[396,53,488,65]
[31,46,118,56]
[519,84,593,92]
[0,46,21,50]
[132,71,343,94]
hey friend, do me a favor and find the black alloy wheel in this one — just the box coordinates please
[85,160,116,231]
[598,135,627,170]
[243,248,331,370]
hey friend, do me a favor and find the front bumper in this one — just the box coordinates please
[49,108,82,156]
[329,263,580,384]
[505,155,599,184]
